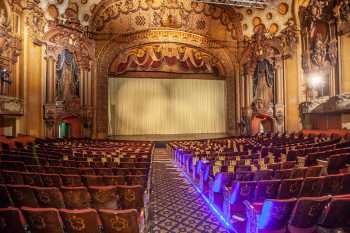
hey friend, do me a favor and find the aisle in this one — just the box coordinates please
[149,148,230,233]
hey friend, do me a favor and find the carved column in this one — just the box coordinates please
[235,65,241,125]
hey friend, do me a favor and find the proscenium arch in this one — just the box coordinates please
[93,30,237,138]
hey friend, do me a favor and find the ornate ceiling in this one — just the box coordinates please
[39,0,295,40]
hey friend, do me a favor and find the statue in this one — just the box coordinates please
[56,49,80,101]
[311,33,327,66]
[252,59,275,114]
[0,9,6,26]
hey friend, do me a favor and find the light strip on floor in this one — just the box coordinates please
[179,168,236,233]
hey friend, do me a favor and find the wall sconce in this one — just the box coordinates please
[0,68,11,84]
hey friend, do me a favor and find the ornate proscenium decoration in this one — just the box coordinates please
[193,0,267,8]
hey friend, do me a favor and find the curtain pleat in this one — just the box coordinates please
[108,78,226,135]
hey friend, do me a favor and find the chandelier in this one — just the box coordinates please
[192,0,268,8]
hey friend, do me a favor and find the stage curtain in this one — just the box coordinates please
[108,78,226,135]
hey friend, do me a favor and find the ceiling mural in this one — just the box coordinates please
[38,0,295,41]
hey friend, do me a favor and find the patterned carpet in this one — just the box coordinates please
[149,149,231,233]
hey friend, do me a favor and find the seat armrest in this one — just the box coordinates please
[244,200,259,233]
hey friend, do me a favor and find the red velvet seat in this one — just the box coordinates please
[44,166,63,174]
[126,175,146,187]
[61,175,83,187]
[33,187,65,208]
[61,186,91,209]
[245,198,297,233]
[0,184,14,207]
[103,175,125,185]
[7,185,39,208]
[0,207,27,233]
[2,170,24,185]
[113,168,131,176]
[322,173,344,195]
[273,169,293,180]
[341,173,350,194]
[254,180,280,203]
[41,174,63,187]
[288,196,330,233]
[88,186,118,209]
[299,176,325,197]
[21,207,65,233]
[61,167,80,175]
[99,208,139,233]
[291,167,307,179]
[253,170,273,181]
[59,208,101,233]
[318,194,350,230]
[116,185,144,210]
[22,172,44,187]
[82,175,105,187]
[305,165,324,177]
[25,165,46,173]
[95,168,114,176]
[277,178,303,199]
[79,168,96,175]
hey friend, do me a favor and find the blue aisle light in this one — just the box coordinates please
[180,167,236,233]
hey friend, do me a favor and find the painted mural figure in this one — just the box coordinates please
[56,49,80,101]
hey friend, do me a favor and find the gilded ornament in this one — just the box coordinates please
[110,216,128,231]
[38,191,51,204]
[67,216,85,231]
[125,189,136,202]
[30,215,46,230]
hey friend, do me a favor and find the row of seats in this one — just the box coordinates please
[244,194,350,233]
[1,184,144,210]
[0,171,147,187]
[0,207,140,233]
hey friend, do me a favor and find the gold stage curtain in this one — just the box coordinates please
[108,78,226,135]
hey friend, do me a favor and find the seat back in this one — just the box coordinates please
[22,207,65,233]
[116,185,144,210]
[288,196,330,232]
[258,198,297,231]
[7,185,39,208]
[277,178,303,199]
[59,209,101,233]
[99,209,139,233]
[61,186,91,209]
[322,174,344,195]
[33,187,65,208]
[88,186,117,209]
[299,176,325,197]
[0,207,27,233]
[318,194,350,228]
[254,180,280,202]
[0,184,14,208]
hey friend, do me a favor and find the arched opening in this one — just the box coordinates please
[58,116,82,138]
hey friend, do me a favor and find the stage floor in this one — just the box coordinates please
[109,133,230,141]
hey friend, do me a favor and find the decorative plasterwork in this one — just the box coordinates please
[43,27,94,68]
[0,95,24,115]
[109,44,226,77]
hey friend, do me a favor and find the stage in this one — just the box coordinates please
[108,133,230,142]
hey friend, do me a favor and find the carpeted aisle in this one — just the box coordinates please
[149,148,230,233]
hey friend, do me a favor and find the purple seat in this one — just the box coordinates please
[208,172,234,210]
[244,198,297,233]
[223,181,256,220]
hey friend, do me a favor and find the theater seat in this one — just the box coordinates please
[254,180,280,203]
[59,208,101,233]
[0,207,27,233]
[88,186,117,209]
[244,198,297,233]
[288,196,330,233]
[41,174,63,187]
[7,185,40,208]
[277,178,303,199]
[0,185,14,208]
[116,185,144,210]
[22,207,65,233]
[33,187,65,208]
[61,186,91,209]
[99,208,140,233]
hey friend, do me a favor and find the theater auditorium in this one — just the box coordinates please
[0,0,349,232]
